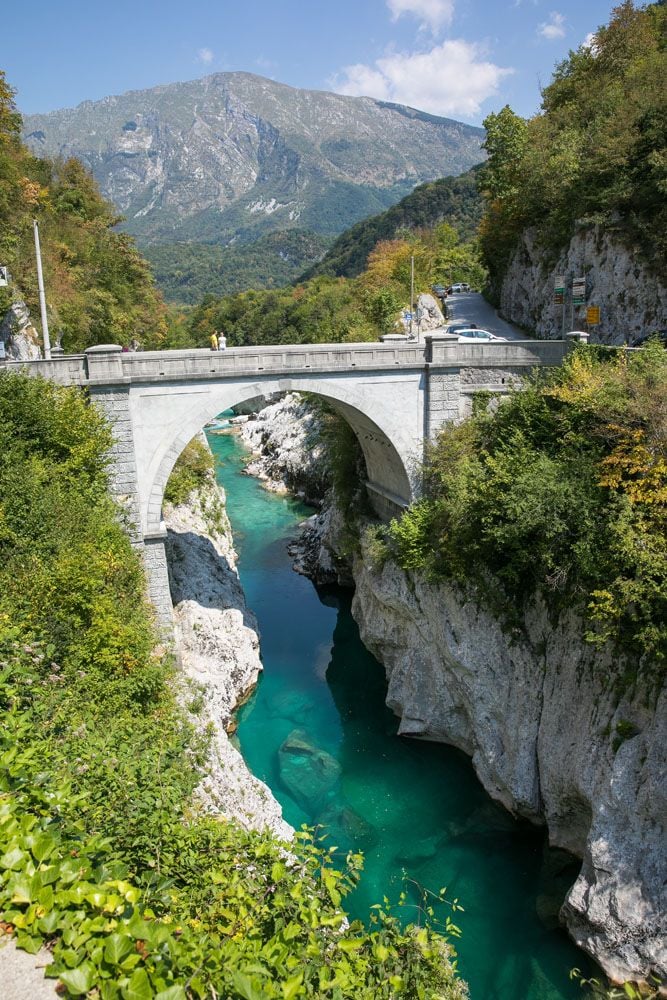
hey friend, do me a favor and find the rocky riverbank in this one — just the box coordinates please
[164,437,292,841]
[239,392,666,991]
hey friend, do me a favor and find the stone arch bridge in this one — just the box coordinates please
[5,335,578,626]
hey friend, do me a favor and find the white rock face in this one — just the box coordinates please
[0,300,42,360]
[350,536,666,986]
[500,225,667,345]
[239,392,331,503]
[164,450,292,841]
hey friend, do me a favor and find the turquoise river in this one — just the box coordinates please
[207,423,594,1000]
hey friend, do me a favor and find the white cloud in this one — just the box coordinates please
[386,0,455,31]
[196,47,214,64]
[538,12,566,40]
[331,40,512,118]
[581,31,598,53]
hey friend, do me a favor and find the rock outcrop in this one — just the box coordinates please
[164,444,292,841]
[500,224,667,345]
[0,300,42,360]
[349,537,666,987]
[239,392,331,506]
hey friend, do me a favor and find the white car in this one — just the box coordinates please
[455,329,507,343]
[449,283,471,293]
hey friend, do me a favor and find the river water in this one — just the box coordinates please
[207,424,593,1000]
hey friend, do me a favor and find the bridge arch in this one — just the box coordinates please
[139,376,421,537]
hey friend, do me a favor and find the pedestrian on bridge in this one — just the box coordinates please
[209,331,219,351]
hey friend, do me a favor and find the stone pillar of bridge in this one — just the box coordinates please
[86,347,174,634]
[425,368,462,440]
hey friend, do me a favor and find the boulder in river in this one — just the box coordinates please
[278,729,341,811]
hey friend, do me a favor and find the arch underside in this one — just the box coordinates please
[138,375,420,537]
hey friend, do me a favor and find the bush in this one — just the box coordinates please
[387,344,667,667]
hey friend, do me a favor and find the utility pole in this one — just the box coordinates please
[33,220,51,360]
[410,255,415,339]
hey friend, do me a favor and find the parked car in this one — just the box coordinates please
[450,283,471,293]
[431,284,447,297]
[447,323,477,333]
[455,329,507,343]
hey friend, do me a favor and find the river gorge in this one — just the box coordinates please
[190,418,594,1000]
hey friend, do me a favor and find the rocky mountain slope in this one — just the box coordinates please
[23,72,484,246]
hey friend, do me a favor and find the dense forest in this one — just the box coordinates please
[0,73,166,353]
[478,0,666,294]
[143,229,332,306]
[176,223,485,349]
[301,169,484,282]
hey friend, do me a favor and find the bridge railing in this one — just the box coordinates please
[106,342,430,382]
[2,337,574,387]
[425,337,570,367]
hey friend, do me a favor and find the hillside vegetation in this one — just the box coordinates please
[383,343,667,669]
[0,72,166,353]
[143,230,331,305]
[0,370,468,999]
[176,223,485,349]
[478,1,666,294]
[302,169,484,281]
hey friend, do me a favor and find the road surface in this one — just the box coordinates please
[444,292,529,340]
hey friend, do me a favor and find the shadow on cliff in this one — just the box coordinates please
[165,528,257,631]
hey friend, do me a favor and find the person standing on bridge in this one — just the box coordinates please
[217,330,227,350]
[209,331,219,351]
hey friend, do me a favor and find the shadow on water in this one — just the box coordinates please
[209,425,596,1000]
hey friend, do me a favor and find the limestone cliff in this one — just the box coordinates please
[500,224,667,346]
[349,540,666,986]
[164,439,292,841]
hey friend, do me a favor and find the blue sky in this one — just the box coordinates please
[4,0,618,124]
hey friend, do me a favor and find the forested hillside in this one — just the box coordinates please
[478,0,666,295]
[143,230,332,305]
[302,169,484,281]
[0,73,166,353]
[177,222,485,349]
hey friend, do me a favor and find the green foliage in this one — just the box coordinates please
[142,230,332,305]
[164,437,215,507]
[0,372,467,999]
[303,170,485,280]
[386,345,667,666]
[175,223,485,349]
[0,72,166,353]
[478,2,667,291]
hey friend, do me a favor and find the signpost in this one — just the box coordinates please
[572,277,586,305]
[0,265,8,287]
[586,306,600,326]
[554,275,566,335]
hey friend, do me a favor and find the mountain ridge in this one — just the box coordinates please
[23,71,485,246]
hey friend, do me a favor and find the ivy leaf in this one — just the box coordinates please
[0,846,25,871]
[104,932,134,965]
[122,968,153,1000]
[281,972,303,999]
[232,972,267,1000]
[59,964,96,996]
[154,987,187,1000]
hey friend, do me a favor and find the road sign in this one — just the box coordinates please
[554,292,564,305]
[572,276,586,305]
[554,274,565,293]
[586,306,601,325]
[0,265,8,287]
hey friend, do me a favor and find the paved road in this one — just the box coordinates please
[444,292,529,340]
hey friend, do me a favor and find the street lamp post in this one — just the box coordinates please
[33,220,51,360]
